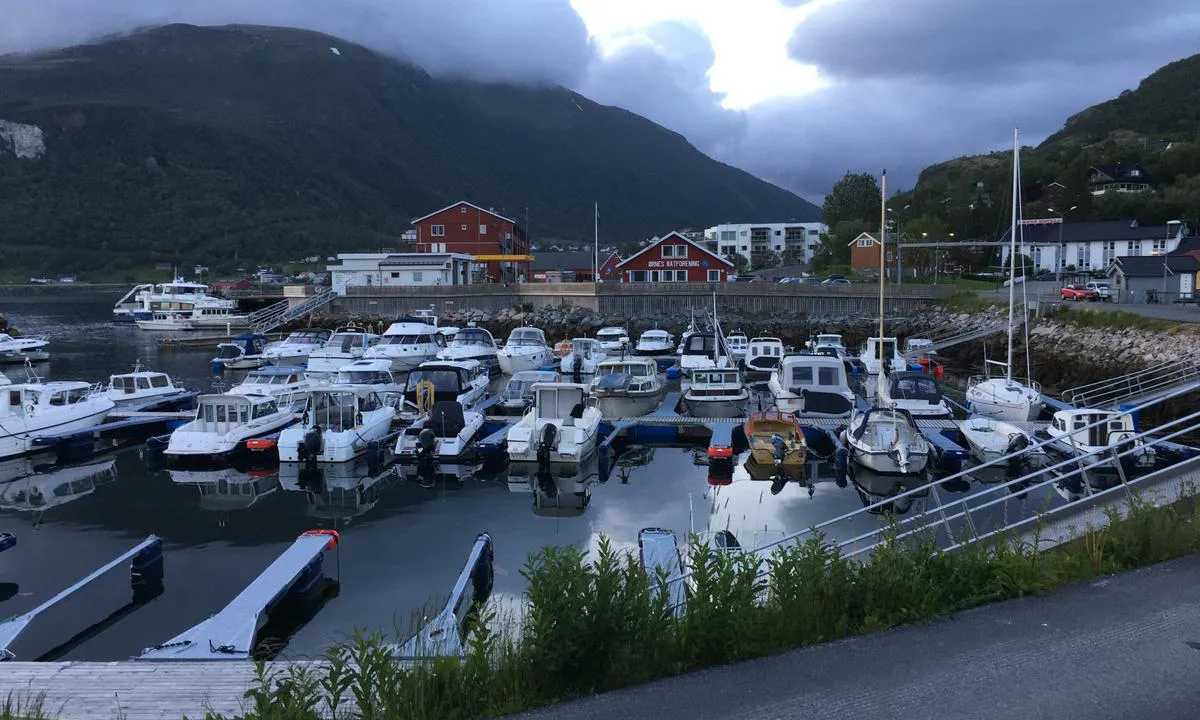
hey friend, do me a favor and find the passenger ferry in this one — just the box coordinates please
[113,277,237,324]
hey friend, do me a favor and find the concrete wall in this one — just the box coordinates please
[335,282,951,318]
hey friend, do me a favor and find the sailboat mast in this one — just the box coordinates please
[879,169,887,374]
[1006,129,1019,382]
[712,291,719,365]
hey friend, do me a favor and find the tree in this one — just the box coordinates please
[725,252,749,275]
[822,172,882,227]
[814,219,870,268]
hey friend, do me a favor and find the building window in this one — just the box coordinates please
[1153,239,1166,254]
[413,271,423,282]
[720,230,736,242]
[390,272,400,279]
[461,224,468,231]
[479,224,487,235]
[460,206,467,214]
[431,224,445,237]
[662,244,688,259]
[1077,245,1088,268]
[857,236,873,248]
[774,230,782,236]
[675,270,688,281]
[739,230,748,236]
[708,269,721,282]
[1102,241,1116,266]
[808,229,819,236]
[1127,241,1140,256]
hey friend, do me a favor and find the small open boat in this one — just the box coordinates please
[742,410,807,470]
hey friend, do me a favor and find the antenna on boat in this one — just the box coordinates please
[879,168,887,397]
[1006,128,1018,384]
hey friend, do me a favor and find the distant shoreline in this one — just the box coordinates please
[0,283,128,296]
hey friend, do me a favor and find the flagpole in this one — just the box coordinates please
[593,202,599,282]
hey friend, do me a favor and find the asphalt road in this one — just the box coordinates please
[509,553,1200,720]
[975,280,1200,323]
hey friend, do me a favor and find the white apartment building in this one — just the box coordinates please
[705,222,827,265]
[326,253,474,295]
[998,219,1187,274]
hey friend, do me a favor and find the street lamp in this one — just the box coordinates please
[887,204,911,285]
[1164,219,1183,296]
[1047,205,1077,283]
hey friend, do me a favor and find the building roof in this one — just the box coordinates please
[411,201,517,226]
[616,231,733,268]
[1170,235,1200,256]
[1089,163,1154,185]
[1004,219,1183,245]
[1107,254,1200,278]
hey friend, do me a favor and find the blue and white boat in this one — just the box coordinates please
[212,333,269,371]
[113,277,237,324]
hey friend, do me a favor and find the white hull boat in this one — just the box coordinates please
[1044,408,1155,473]
[106,367,189,409]
[683,368,750,418]
[164,393,296,459]
[213,333,269,370]
[437,326,500,375]
[0,333,50,364]
[878,371,952,419]
[725,332,749,364]
[0,381,114,460]
[595,327,630,356]
[807,333,848,359]
[278,387,396,463]
[400,360,489,423]
[498,327,553,375]
[958,416,1042,464]
[858,337,906,376]
[965,377,1044,422]
[497,370,558,415]
[589,357,665,418]
[842,407,931,476]
[262,329,333,365]
[395,401,485,461]
[227,366,312,411]
[744,337,784,373]
[506,383,602,464]
[363,320,445,373]
[305,328,382,376]
[634,330,674,357]
[559,338,604,378]
[768,355,855,418]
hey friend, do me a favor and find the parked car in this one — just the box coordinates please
[822,277,852,285]
[1084,281,1110,301]
[1060,284,1098,301]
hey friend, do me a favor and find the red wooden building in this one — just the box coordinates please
[616,232,733,283]
[412,201,530,283]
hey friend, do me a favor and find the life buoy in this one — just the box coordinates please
[557,340,572,358]
[25,404,34,414]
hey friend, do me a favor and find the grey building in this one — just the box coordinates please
[1106,254,1199,303]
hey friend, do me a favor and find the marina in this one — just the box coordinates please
[1,292,1199,710]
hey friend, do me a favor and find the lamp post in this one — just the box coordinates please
[887,204,910,285]
[1047,205,1077,283]
[1165,219,1182,297]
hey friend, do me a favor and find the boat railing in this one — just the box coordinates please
[659,381,1200,615]
[1062,351,1200,409]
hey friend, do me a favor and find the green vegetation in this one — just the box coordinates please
[1054,306,1190,333]
[218,493,1200,720]
[938,290,1002,313]
[892,53,1200,245]
[0,24,818,276]
[0,693,51,720]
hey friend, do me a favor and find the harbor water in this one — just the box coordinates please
[0,294,1117,661]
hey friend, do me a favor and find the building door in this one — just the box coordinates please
[1181,272,1194,300]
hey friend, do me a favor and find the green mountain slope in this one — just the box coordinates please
[0,24,819,274]
[891,53,1200,243]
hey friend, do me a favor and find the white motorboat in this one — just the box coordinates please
[262,329,333,365]
[400,360,489,422]
[164,393,296,460]
[105,365,189,408]
[113,277,236,324]
[0,371,9,386]
[683,368,750,418]
[858,337,906,376]
[212,333,269,370]
[589,357,665,418]
[498,370,558,415]
[595,327,630,356]
[228,366,313,411]
[363,319,446,373]
[331,359,405,397]
[1045,408,1155,470]
[958,416,1043,465]
[744,337,785,373]
[497,327,553,375]
[278,386,396,464]
[559,338,604,378]
[878,371,951,419]
[842,407,931,476]
[395,400,485,462]
[437,326,500,376]
[0,381,115,459]
[768,355,855,418]
[807,333,848,359]
[679,332,728,376]
[634,329,674,357]
[506,383,603,464]
[135,306,250,331]
[305,327,382,376]
[725,331,749,364]
[0,333,50,364]
[965,129,1044,423]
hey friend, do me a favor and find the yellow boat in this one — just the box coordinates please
[743,411,808,472]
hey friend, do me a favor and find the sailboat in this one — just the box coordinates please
[842,169,931,477]
[965,129,1046,422]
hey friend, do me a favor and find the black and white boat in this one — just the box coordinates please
[437,326,500,376]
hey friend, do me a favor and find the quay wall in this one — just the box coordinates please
[333,282,953,319]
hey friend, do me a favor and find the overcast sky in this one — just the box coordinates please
[5,0,1200,202]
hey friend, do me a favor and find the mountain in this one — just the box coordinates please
[0,24,819,275]
[891,53,1200,244]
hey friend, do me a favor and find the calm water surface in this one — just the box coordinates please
[0,294,1074,661]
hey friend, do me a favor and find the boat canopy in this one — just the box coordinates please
[506,328,547,346]
[850,408,918,441]
[448,328,495,347]
[888,372,943,402]
[785,357,847,391]
[503,371,557,401]
[597,359,656,377]
[534,384,587,418]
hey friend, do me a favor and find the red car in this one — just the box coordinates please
[1060,284,1098,301]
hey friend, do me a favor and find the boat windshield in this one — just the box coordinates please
[450,329,493,347]
[684,334,716,354]
[503,378,536,400]
[217,345,243,359]
[536,387,585,417]
[291,330,330,344]
[598,363,652,378]
[307,391,364,431]
[597,329,626,339]
[891,375,941,401]
[328,333,367,350]
[693,370,740,385]
[380,334,435,346]
[788,363,844,388]
[336,370,393,385]
[507,329,545,346]
[868,339,898,357]
[406,369,464,393]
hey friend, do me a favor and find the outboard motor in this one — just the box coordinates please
[416,426,437,473]
[1005,432,1030,477]
[299,425,324,469]
[770,433,788,465]
[889,441,912,474]
[770,474,789,495]
[572,353,583,384]
[536,423,559,472]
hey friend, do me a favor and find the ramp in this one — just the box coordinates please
[1062,351,1200,409]
[901,315,1026,359]
[248,289,334,334]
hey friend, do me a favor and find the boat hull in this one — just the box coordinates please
[846,446,931,476]
[594,391,663,419]
[278,413,394,463]
[683,392,750,418]
[0,404,114,460]
[966,380,1045,422]
[498,349,551,375]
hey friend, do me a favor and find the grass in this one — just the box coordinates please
[216,491,1200,720]
[1,693,53,720]
[937,290,1002,313]
[1053,305,1189,333]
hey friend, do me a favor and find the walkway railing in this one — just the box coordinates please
[1061,351,1200,409]
[249,289,334,334]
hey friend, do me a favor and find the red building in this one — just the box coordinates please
[529,251,622,282]
[412,201,530,283]
[616,232,733,283]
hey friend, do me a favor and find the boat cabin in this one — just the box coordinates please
[568,338,602,359]
[862,337,901,364]
[639,329,672,344]
[231,367,307,393]
[2,381,97,416]
[780,356,854,415]
[405,361,482,404]
[502,370,558,406]
[887,372,943,403]
[505,328,548,348]
[377,321,445,347]
[681,332,718,356]
[324,331,381,352]
[284,329,333,345]
[746,337,785,368]
[690,368,743,390]
[334,359,397,386]
[303,388,385,431]
[109,371,174,396]
[192,394,281,431]
[446,327,496,350]
[593,359,660,394]
[216,334,267,360]
[532,383,591,420]
[1048,409,1137,450]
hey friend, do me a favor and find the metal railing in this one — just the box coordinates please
[661,381,1200,612]
[248,289,334,334]
[1062,351,1200,409]
[901,314,1026,359]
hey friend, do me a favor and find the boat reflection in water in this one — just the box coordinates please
[507,454,601,517]
[848,467,929,516]
[167,467,279,519]
[279,460,400,520]
[396,460,483,489]
[0,457,117,514]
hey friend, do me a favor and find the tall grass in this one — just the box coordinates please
[1055,306,1184,333]
[223,493,1200,720]
[0,693,53,720]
